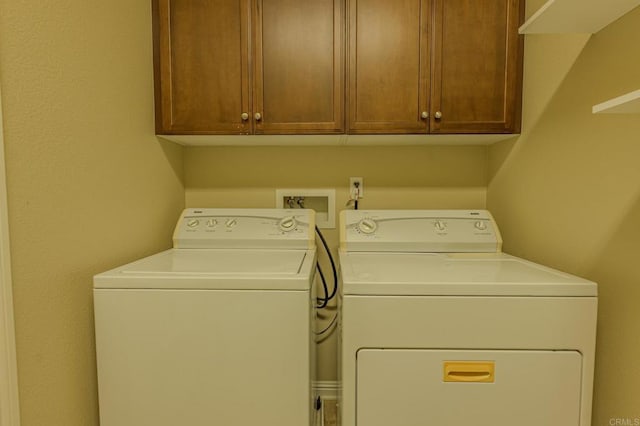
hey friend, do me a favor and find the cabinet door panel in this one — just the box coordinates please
[254,0,344,134]
[430,0,523,133]
[348,0,430,134]
[154,0,251,134]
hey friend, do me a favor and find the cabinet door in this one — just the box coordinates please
[347,0,431,134]
[430,0,524,134]
[153,0,251,134]
[253,0,344,134]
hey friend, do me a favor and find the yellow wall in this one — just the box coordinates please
[488,6,640,425]
[0,1,184,425]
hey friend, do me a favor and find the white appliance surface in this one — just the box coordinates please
[173,208,315,249]
[338,210,598,426]
[358,349,582,426]
[339,209,502,252]
[94,248,314,290]
[340,252,596,296]
[94,208,317,426]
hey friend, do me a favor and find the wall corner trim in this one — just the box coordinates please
[0,83,22,426]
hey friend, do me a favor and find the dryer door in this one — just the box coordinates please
[357,349,581,426]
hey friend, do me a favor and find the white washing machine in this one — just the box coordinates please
[94,208,317,426]
[339,210,597,426]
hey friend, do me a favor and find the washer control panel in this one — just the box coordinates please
[341,210,502,253]
[174,208,315,249]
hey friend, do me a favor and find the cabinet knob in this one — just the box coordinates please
[421,111,429,119]
[434,111,443,119]
[241,112,249,121]
[254,112,262,121]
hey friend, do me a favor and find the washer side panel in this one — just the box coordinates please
[94,289,311,426]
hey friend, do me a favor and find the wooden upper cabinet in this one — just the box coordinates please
[153,0,251,134]
[153,0,523,137]
[348,0,431,134]
[430,0,524,133]
[254,0,344,134]
[153,0,343,135]
[347,0,523,135]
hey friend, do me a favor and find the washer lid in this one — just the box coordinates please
[94,248,316,290]
[340,252,596,297]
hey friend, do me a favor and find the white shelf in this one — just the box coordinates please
[519,0,640,34]
[593,89,640,114]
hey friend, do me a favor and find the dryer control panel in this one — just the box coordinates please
[174,208,315,249]
[340,210,502,253]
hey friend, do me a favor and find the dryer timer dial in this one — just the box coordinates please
[357,218,378,234]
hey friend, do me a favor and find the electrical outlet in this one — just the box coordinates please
[349,177,364,198]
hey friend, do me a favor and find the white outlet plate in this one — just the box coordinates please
[349,177,364,198]
[275,189,336,229]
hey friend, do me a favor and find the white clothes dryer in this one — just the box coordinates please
[339,210,597,426]
[94,208,317,426]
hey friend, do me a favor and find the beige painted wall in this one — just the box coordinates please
[0,1,184,425]
[185,145,489,379]
[488,6,640,425]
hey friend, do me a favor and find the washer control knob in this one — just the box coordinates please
[474,220,487,230]
[357,218,378,234]
[434,220,446,231]
[186,219,200,228]
[206,218,218,228]
[225,218,238,229]
[278,216,297,232]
